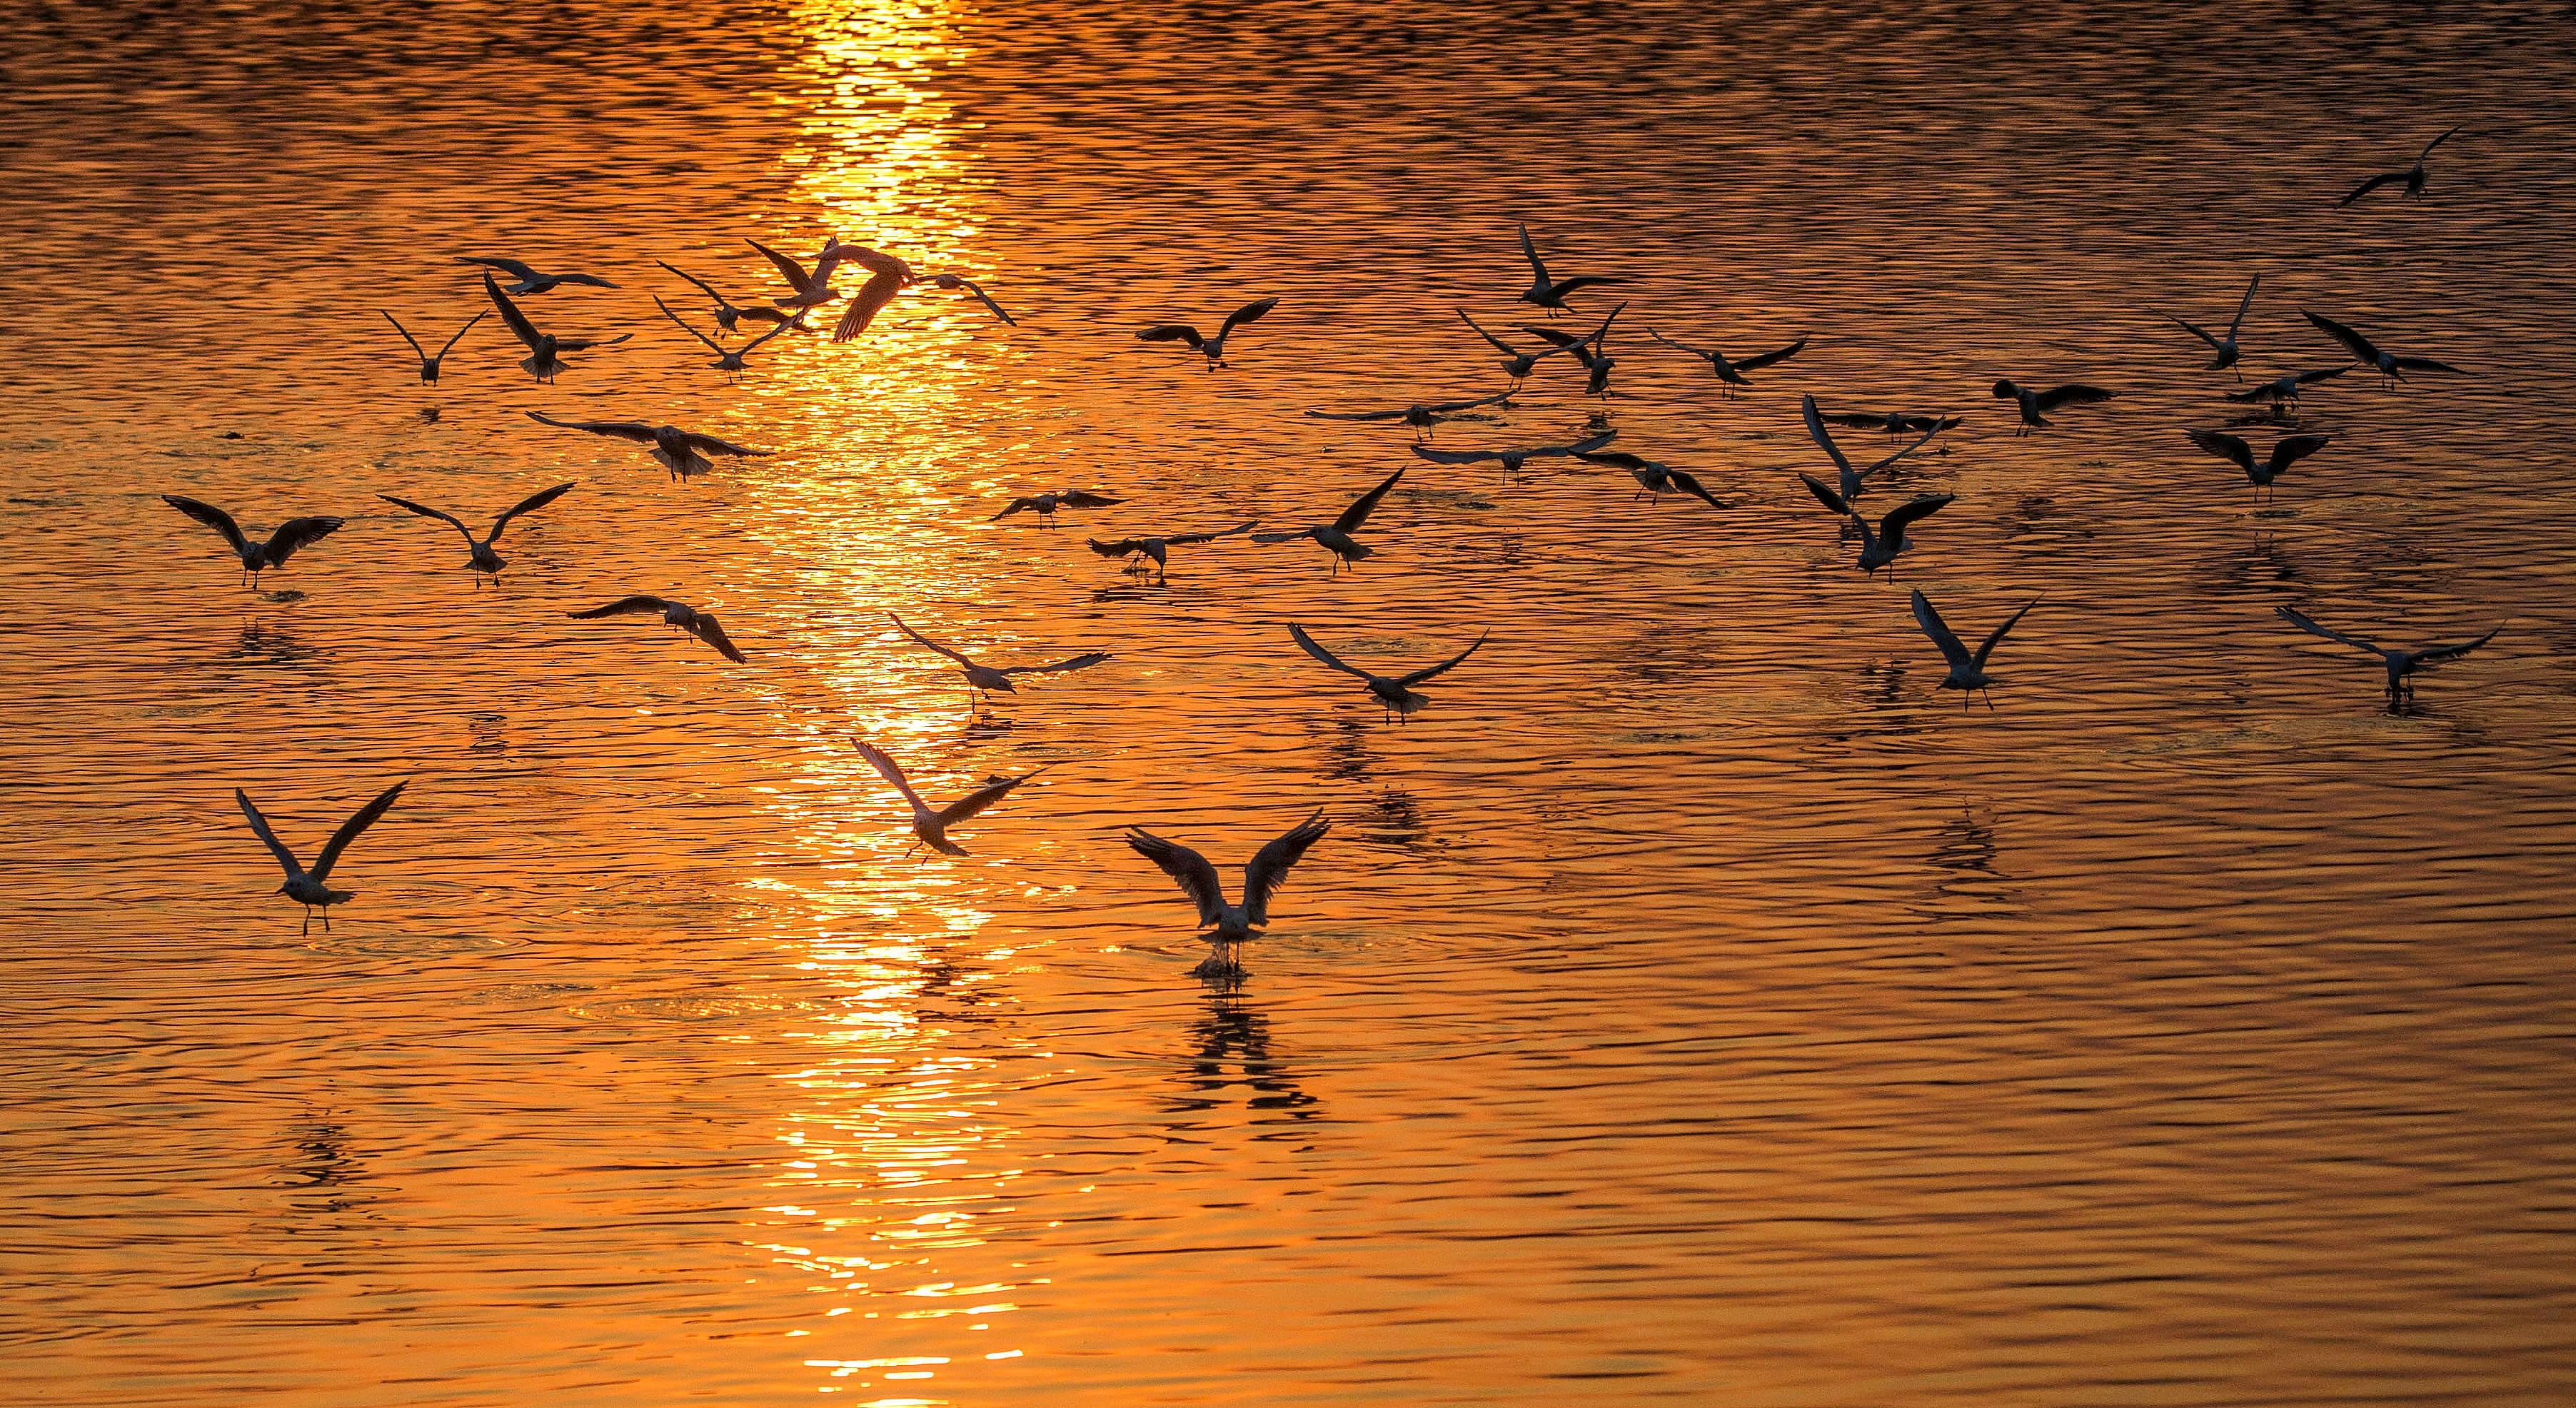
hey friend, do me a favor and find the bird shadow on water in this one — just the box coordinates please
[1913,802,2025,920]
[1167,990,1317,1119]
[278,1112,373,1220]
[226,619,318,669]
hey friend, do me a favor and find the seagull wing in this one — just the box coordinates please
[991,498,1039,521]
[2277,605,2385,657]
[688,613,748,664]
[1877,494,1953,550]
[2419,124,2464,159]
[1861,425,1943,475]
[655,261,730,305]
[2337,171,2406,208]
[1242,810,1329,925]
[1802,393,1856,481]
[1519,326,1586,348]
[1553,431,1618,456]
[1456,308,1521,354]
[935,768,1046,827]
[2267,435,2332,474]
[1797,472,1852,516]
[378,494,476,544]
[488,481,575,541]
[1249,528,1316,545]
[848,738,931,815]
[1573,451,1648,471]
[2185,429,2257,473]
[745,238,816,293]
[1973,598,2040,668]
[942,275,1017,326]
[483,273,543,348]
[1333,466,1407,533]
[1395,630,1487,687]
[458,256,538,281]
[552,272,617,289]
[831,261,909,342]
[1410,444,1503,466]
[1087,538,1144,558]
[2033,383,2116,411]
[1219,298,1279,337]
[525,411,658,444]
[1000,652,1109,678]
[1304,408,1411,422]
[1125,828,1228,925]
[1646,327,1714,358]
[1818,410,1890,430]
[1163,521,1259,546]
[653,294,723,352]
[1287,625,1372,680]
[1731,334,1808,372]
[2390,356,2466,374]
[1910,588,1975,669]
[309,780,406,882]
[2228,273,2260,341]
[260,518,344,565]
[162,495,249,555]
[735,320,795,353]
[889,612,975,666]
[2409,625,2501,665]
[236,789,303,880]
[2294,366,2353,386]
[1422,391,1514,413]
[674,431,771,457]
[1136,324,1206,347]
[1547,276,1629,297]
[1518,221,1548,282]
[568,595,676,619]
[549,333,632,353]
[2164,313,2223,350]
[2303,308,2381,364]
[381,311,426,359]
[1060,491,1121,508]
[1666,466,1725,508]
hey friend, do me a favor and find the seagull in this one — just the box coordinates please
[567,596,748,663]
[992,490,1122,526]
[1804,393,1941,505]
[655,260,755,333]
[847,737,1050,858]
[483,273,630,383]
[2337,126,2464,208]
[1801,491,1952,577]
[654,295,794,378]
[2225,366,2351,418]
[1287,623,1486,722]
[1456,308,1581,387]
[1304,390,1514,441]
[1991,379,2116,436]
[377,482,575,585]
[1409,430,1614,481]
[2162,273,2260,378]
[237,780,406,932]
[1252,466,1404,573]
[889,613,1110,710]
[161,496,345,587]
[1514,222,1629,314]
[747,236,847,308]
[381,309,486,385]
[2183,429,2330,504]
[827,247,1020,341]
[2277,605,2501,705]
[1136,297,1278,368]
[1124,811,1332,977]
[1571,448,1724,508]
[1911,589,2040,710]
[523,411,772,482]
[928,273,1017,326]
[1646,328,1807,397]
[1814,409,1965,439]
[2301,309,2465,388]
[1521,301,1626,398]
[1085,521,1259,580]
[455,256,617,295]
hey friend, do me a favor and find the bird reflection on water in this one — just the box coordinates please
[1171,992,1316,1116]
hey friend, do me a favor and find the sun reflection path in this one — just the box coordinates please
[781,0,982,253]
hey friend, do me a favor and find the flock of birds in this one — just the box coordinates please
[178,129,2505,977]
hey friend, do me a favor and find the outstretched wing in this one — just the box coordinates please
[1409,444,1504,466]
[1242,810,1329,925]
[2277,605,2385,657]
[848,737,930,813]
[1305,407,1411,423]
[745,238,816,293]
[309,780,406,882]
[1136,323,1205,347]
[1517,222,1548,282]
[1000,652,1109,678]
[1802,393,1856,481]
[1125,828,1228,925]
[1396,630,1488,687]
[457,256,538,281]
[1249,528,1317,545]
[1423,391,1514,414]
[2336,171,2405,208]
[2390,356,2466,374]
[1164,521,1259,546]
[381,311,426,359]
[832,252,912,342]
[1861,425,1943,476]
[2418,125,2464,159]
[378,494,475,543]
[1573,451,1649,471]
[550,333,633,353]
[483,273,542,348]
[1548,276,1628,297]
[1910,588,1974,668]
[655,260,730,305]
[675,431,771,458]
[1732,335,1808,372]
[550,271,617,289]
[2033,383,2116,411]
[1457,308,1521,355]
[2410,625,2501,665]
[525,410,658,443]
[1645,327,1713,358]
[436,310,488,358]
[1552,431,1618,456]
[1060,491,1122,508]
[2294,366,2352,386]
[568,595,676,619]
[2302,308,2380,364]
[688,614,748,664]
[1332,466,1406,533]
[162,495,249,555]
[2164,313,2223,350]
[2268,435,2332,474]
[936,768,1046,827]
[489,481,575,540]
[937,274,1017,326]
[653,294,723,352]
[889,612,974,665]
[1819,410,1891,430]
[1287,624,1371,680]
[1797,472,1852,516]
[1976,599,2040,668]
[235,789,303,879]
[260,518,344,565]
[1087,538,1144,558]
[2228,273,2260,341]
[2185,429,2257,473]
[1877,494,1953,550]
[1219,298,1278,337]
[735,320,795,353]
[1665,467,1725,509]
[991,498,1040,521]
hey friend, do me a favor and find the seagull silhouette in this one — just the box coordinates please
[1252,466,1405,573]
[568,596,748,663]
[2336,126,2464,208]
[2301,309,2465,388]
[1814,409,1964,438]
[484,273,630,383]
[1287,623,1486,722]
[381,310,486,385]
[2277,605,2501,705]
[847,737,1050,858]
[1456,308,1581,387]
[2161,273,2260,378]
[2225,366,2350,420]
[1646,328,1806,397]
[748,236,847,308]
[654,295,794,378]
[889,613,1109,710]
[825,247,1018,341]
[1304,390,1514,441]
[2184,430,2330,505]
[1137,297,1278,368]
[1799,488,1951,578]
[1521,301,1626,398]
[1086,521,1259,580]
[456,256,617,294]
[1911,588,2040,710]
[378,482,575,585]
[1514,222,1629,314]
[1125,810,1332,977]
[1572,449,1725,508]
[1991,379,2116,435]
[1409,430,1614,481]
[1804,393,1940,506]
[236,780,406,932]
[524,411,772,482]
[992,490,1122,526]
[161,496,345,588]
[655,260,757,333]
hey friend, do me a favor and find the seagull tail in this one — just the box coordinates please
[1342,542,1375,561]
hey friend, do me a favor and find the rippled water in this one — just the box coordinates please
[4,2,2574,1404]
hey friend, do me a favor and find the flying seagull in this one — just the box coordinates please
[1799,487,1952,577]
[889,612,1109,710]
[1911,588,2040,710]
[2184,430,2330,504]
[236,780,406,932]
[2225,366,2350,418]
[847,737,1049,858]
[1521,301,1626,398]
[1456,308,1581,387]
[1252,466,1405,573]
[654,295,794,378]
[567,596,748,663]
[2162,273,2260,378]
[827,246,1019,341]
[1137,297,1278,368]
[2276,605,2501,705]
[1304,390,1514,441]
[1086,521,1259,580]
[381,309,485,385]
[1286,623,1486,722]
[748,236,847,308]
[1815,409,1964,438]
[1572,448,1724,508]
[1409,429,1614,481]
[1804,393,1940,505]
[2337,126,2464,208]
[456,256,617,295]
[1991,378,2116,435]
[1646,328,1807,397]
[377,482,575,585]
[161,496,344,588]
[992,490,1122,526]
[483,273,630,383]
[1125,810,1332,977]
[655,260,756,333]
[1514,222,1629,313]
[524,411,772,482]
[2301,309,2465,387]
